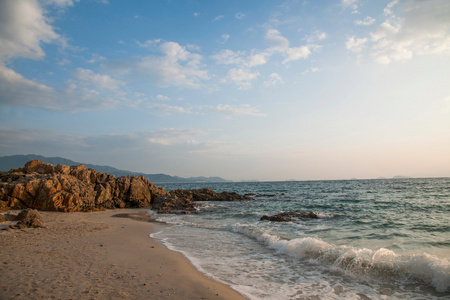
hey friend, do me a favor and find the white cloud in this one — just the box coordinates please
[354,16,376,26]
[211,49,269,68]
[87,53,106,64]
[212,104,266,117]
[302,67,320,75]
[0,0,59,60]
[266,29,317,63]
[247,51,270,67]
[137,41,209,88]
[283,46,312,63]
[305,30,327,43]
[146,128,208,146]
[136,39,162,49]
[341,0,359,14]
[346,36,368,53]
[212,15,224,22]
[227,68,260,89]
[74,68,124,90]
[147,103,191,114]
[155,94,170,101]
[193,12,200,17]
[264,73,283,87]
[369,0,450,64]
[58,58,71,65]
[383,0,398,16]
[266,29,290,51]
[218,34,230,44]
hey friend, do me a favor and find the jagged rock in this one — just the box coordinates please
[0,160,167,212]
[261,211,320,222]
[0,160,248,214]
[9,208,45,229]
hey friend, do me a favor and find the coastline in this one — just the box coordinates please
[0,209,246,300]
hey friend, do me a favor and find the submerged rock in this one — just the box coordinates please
[261,211,320,222]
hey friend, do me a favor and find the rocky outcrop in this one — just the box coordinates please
[0,160,249,214]
[261,211,320,222]
[0,160,167,212]
[152,188,250,214]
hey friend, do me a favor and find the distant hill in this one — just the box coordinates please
[0,154,232,183]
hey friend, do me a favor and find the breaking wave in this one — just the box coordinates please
[256,232,450,293]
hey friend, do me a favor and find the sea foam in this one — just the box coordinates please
[256,233,450,292]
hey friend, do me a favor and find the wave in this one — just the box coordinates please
[153,212,449,293]
[256,233,449,293]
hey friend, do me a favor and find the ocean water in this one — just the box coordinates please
[151,178,450,299]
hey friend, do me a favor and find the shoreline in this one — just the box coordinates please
[0,208,246,299]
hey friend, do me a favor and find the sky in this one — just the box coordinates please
[0,0,450,181]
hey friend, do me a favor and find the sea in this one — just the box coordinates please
[150,178,450,299]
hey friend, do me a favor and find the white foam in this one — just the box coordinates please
[257,233,450,292]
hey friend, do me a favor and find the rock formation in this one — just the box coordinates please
[0,160,248,214]
[0,160,167,212]
[152,188,250,214]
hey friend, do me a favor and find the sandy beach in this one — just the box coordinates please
[0,209,246,300]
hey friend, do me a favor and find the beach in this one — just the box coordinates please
[0,209,246,300]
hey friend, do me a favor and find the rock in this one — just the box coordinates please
[0,213,18,222]
[0,160,168,212]
[152,188,250,214]
[261,211,320,222]
[9,208,45,229]
[0,160,247,214]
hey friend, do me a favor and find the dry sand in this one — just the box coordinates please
[0,209,246,300]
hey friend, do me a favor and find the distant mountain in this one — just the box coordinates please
[0,155,232,183]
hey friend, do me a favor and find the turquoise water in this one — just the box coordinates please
[152,178,450,299]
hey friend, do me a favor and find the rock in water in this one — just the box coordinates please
[260,211,320,222]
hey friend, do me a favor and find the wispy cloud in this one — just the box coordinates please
[74,68,124,90]
[212,15,224,22]
[211,104,266,117]
[212,28,320,79]
[264,73,283,87]
[354,16,376,26]
[341,0,360,14]
[146,103,192,114]
[217,34,230,44]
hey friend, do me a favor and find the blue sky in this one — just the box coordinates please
[1,0,449,181]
